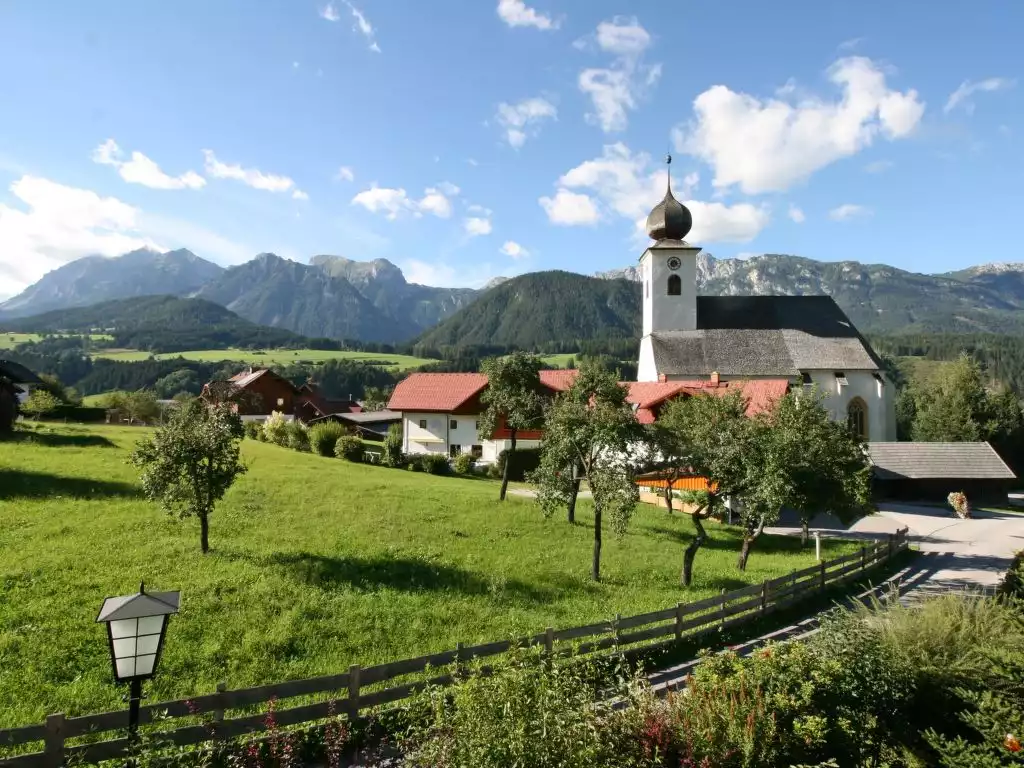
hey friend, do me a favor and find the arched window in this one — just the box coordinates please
[667,274,681,296]
[847,397,868,440]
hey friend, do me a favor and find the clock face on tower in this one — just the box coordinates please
[667,256,682,271]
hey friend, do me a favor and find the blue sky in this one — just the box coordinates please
[0,0,1020,299]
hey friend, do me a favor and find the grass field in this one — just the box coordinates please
[0,332,113,350]
[0,424,857,727]
[90,348,438,370]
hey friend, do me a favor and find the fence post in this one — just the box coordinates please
[211,681,227,741]
[675,602,683,640]
[760,580,768,613]
[719,588,727,629]
[819,560,826,592]
[860,545,867,573]
[347,664,361,721]
[44,713,65,768]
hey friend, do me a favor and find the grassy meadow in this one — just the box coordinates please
[0,332,113,350]
[0,423,857,727]
[90,348,438,370]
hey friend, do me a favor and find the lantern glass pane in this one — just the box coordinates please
[109,619,137,639]
[116,657,135,679]
[112,637,136,659]
[137,615,165,636]
[136,634,160,656]
[135,655,157,676]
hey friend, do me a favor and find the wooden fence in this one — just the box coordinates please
[0,529,909,767]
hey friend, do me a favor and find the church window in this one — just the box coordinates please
[667,274,681,296]
[847,398,868,440]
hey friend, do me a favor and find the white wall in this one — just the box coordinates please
[640,244,701,336]
[803,369,896,441]
[402,412,449,455]
[637,336,658,382]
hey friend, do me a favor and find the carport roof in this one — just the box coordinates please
[867,442,1016,480]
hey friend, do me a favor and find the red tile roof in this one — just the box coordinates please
[388,373,489,412]
[539,369,579,391]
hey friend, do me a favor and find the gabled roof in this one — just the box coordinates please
[227,368,299,393]
[868,442,1016,480]
[0,359,44,385]
[539,369,578,392]
[388,373,489,412]
[650,296,882,377]
[625,379,789,423]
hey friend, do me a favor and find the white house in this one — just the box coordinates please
[635,157,897,441]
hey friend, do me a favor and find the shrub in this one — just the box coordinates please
[308,421,347,457]
[335,435,364,462]
[262,411,290,446]
[495,447,542,482]
[243,421,262,440]
[422,453,450,475]
[998,549,1024,598]
[452,452,474,475]
[408,457,425,472]
[486,461,502,480]
[286,421,310,452]
[381,423,404,467]
[947,491,971,519]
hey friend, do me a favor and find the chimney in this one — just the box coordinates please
[658,373,668,383]
[710,371,720,387]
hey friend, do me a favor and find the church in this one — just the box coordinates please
[636,158,897,442]
[388,157,897,457]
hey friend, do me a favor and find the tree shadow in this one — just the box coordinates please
[701,576,751,592]
[246,551,555,603]
[9,431,116,448]
[0,469,140,500]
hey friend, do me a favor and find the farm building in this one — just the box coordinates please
[867,442,1017,504]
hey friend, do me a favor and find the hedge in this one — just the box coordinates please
[495,447,542,482]
[40,405,108,423]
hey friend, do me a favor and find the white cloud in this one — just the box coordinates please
[829,203,870,221]
[539,188,600,226]
[500,240,529,259]
[343,0,379,51]
[837,37,863,52]
[319,3,341,22]
[401,258,516,289]
[864,159,893,173]
[202,150,299,194]
[336,166,355,182]
[91,139,206,191]
[292,189,309,201]
[944,77,1015,114]
[351,183,459,219]
[788,205,805,223]
[495,97,557,148]
[545,143,769,242]
[0,176,163,298]
[464,216,493,237]
[578,17,659,133]
[675,56,925,194]
[496,0,558,30]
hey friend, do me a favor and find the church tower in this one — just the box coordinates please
[637,156,702,382]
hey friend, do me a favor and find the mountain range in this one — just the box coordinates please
[3,248,1024,346]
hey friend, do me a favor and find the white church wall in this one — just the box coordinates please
[804,370,896,441]
[640,245,700,336]
[637,337,659,382]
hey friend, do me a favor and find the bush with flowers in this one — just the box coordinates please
[947,490,971,519]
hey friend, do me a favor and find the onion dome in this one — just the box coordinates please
[645,154,693,241]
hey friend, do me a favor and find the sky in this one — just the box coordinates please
[0,1,1020,300]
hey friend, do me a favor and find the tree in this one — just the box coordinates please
[0,377,19,434]
[129,399,246,553]
[21,389,60,420]
[911,354,990,442]
[478,353,544,501]
[656,390,753,586]
[533,361,643,582]
[104,389,161,424]
[361,386,392,412]
[153,369,200,399]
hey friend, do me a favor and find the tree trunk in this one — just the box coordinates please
[681,504,707,587]
[737,517,767,571]
[663,467,680,514]
[800,519,809,548]
[499,431,516,501]
[200,512,210,554]
[567,474,580,524]
[592,502,602,582]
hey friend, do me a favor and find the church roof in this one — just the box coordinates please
[649,296,883,377]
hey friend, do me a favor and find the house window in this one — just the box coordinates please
[418,419,427,430]
[450,419,458,430]
[847,398,868,440]
[449,444,461,458]
[667,274,681,296]
[471,445,483,459]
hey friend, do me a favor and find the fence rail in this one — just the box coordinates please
[0,528,909,767]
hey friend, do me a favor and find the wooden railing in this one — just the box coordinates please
[0,529,909,767]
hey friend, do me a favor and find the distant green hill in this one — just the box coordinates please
[3,295,304,353]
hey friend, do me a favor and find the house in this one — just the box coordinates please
[388,370,576,461]
[308,409,402,440]
[635,159,897,441]
[868,442,1017,504]
[0,359,44,404]
[201,368,359,424]
[294,382,362,423]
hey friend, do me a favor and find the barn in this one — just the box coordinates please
[867,442,1017,505]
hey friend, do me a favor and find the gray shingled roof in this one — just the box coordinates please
[650,296,882,377]
[868,442,1016,480]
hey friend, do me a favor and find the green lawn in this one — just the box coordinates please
[0,424,857,727]
[90,348,438,371]
[0,332,113,350]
